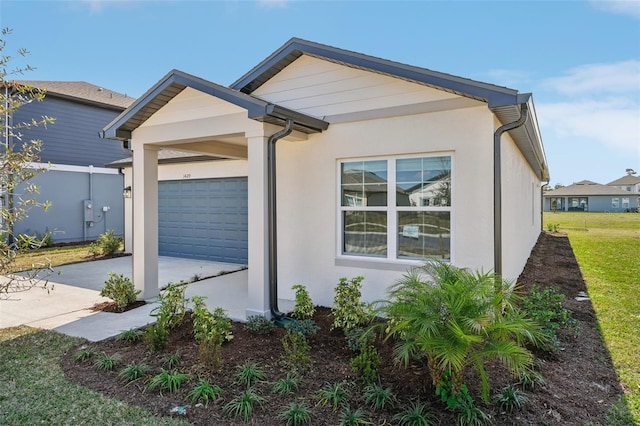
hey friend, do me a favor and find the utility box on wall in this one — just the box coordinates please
[83,199,94,225]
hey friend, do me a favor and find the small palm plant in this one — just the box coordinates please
[379,260,546,403]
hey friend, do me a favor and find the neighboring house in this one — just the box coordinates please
[544,180,639,212]
[101,38,549,318]
[7,81,135,243]
[607,172,640,194]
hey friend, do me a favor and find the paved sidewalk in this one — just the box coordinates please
[0,256,251,341]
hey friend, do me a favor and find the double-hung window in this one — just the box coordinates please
[340,154,451,262]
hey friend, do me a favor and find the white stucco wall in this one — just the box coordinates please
[274,106,498,307]
[500,132,543,281]
[120,55,544,310]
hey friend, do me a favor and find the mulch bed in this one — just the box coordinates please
[60,232,626,425]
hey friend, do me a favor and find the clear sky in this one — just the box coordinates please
[1,0,639,187]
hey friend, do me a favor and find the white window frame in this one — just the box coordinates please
[612,197,619,208]
[337,153,453,266]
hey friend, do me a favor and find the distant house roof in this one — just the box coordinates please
[13,80,135,110]
[545,180,634,197]
[607,174,640,186]
[106,148,223,168]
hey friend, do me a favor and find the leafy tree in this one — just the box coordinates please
[378,261,546,403]
[1,28,55,295]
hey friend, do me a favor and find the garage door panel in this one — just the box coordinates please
[159,177,248,264]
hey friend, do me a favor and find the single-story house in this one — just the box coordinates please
[544,180,639,212]
[101,38,549,318]
[6,81,135,243]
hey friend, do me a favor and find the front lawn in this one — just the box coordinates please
[0,326,188,425]
[9,244,96,273]
[544,211,640,421]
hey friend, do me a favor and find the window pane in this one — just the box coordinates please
[612,198,619,208]
[397,156,451,207]
[398,211,450,260]
[343,211,387,256]
[342,161,387,206]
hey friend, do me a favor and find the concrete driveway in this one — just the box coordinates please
[0,256,248,340]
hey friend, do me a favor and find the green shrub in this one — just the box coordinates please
[187,379,223,406]
[91,229,123,256]
[191,296,233,368]
[116,328,144,343]
[278,401,312,426]
[145,322,169,351]
[93,352,121,371]
[73,347,96,362]
[291,284,315,319]
[492,384,529,413]
[363,382,395,411]
[379,261,546,403]
[99,272,140,311]
[456,398,492,426]
[546,223,560,232]
[271,373,301,395]
[245,315,275,335]
[118,362,150,384]
[392,400,437,426]
[285,318,320,336]
[344,326,375,352]
[281,328,311,371]
[316,381,350,412]
[152,282,189,330]
[236,361,267,389]
[331,276,372,332]
[223,389,265,422]
[522,285,578,351]
[146,369,190,395]
[339,406,370,426]
[350,345,380,383]
[163,350,182,370]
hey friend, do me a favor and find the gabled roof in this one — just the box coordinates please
[100,69,329,141]
[13,80,135,110]
[607,174,640,186]
[545,180,634,197]
[230,38,548,181]
[232,38,525,108]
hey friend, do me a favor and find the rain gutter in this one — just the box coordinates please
[493,103,529,278]
[268,119,294,321]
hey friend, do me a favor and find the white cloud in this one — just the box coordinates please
[538,99,640,156]
[541,60,640,95]
[537,60,640,158]
[590,0,640,18]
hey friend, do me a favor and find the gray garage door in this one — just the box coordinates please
[158,177,248,264]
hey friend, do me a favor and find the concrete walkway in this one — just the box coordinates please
[0,256,284,341]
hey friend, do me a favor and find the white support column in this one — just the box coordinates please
[246,133,270,318]
[132,143,160,300]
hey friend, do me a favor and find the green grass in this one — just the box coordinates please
[10,244,96,273]
[543,212,640,422]
[0,326,188,426]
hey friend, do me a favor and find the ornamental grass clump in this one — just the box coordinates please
[378,260,547,404]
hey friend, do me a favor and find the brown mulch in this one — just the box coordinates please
[91,300,146,313]
[60,232,626,425]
